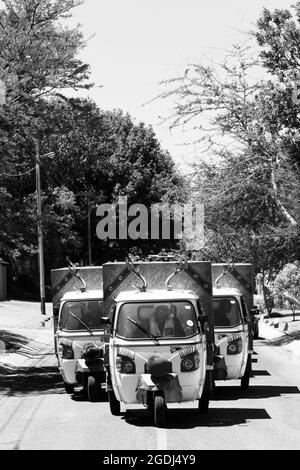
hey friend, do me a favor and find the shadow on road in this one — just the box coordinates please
[123,407,271,429]
[0,366,65,396]
[0,330,29,352]
[71,390,108,403]
[270,331,300,346]
[251,369,271,376]
[265,311,300,319]
[212,385,300,401]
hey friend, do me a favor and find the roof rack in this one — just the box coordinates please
[215,262,235,288]
[165,258,188,290]
[126,255,147,292]
[66,257,87,292]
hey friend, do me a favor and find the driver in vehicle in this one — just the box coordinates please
[85,301,102,327]
[149,305,185,337]
[214,299,234,326]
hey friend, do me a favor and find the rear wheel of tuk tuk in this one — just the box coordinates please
[64,382,74,394]
[87,375,102,402]
[198,390,210,414]
[108,390,121,415]
[198,370,211,413]
[153,395,166,428]
[241,354,252,390]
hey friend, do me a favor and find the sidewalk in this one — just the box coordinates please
[258,314,300,363]
[0,300,54,373]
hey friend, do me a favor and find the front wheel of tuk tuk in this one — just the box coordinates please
[153,395,166,428]
[87,375,102,402]
[108,390,121,416]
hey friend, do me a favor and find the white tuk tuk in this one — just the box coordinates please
[212,263,255,390]
[103,258,215,427]
[51,265,106,401]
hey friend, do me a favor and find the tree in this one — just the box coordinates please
[36,98,187,265]
[0,0,92,175]
[0,0,188,298]
[156,27,300,279]
[256,5,300,83]
[273,261,300,320]
[0,0,91,105]
[0,0,93,295]
[0,95,188,295]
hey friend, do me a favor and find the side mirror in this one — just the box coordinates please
[102,317,113,337]
[198,314,208,328]
[53,306,59,318]
[250,306,260,316]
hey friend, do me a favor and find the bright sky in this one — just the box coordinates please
[67,0,294,170]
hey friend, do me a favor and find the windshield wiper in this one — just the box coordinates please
[126,317,158,342]
[67,310,94,335]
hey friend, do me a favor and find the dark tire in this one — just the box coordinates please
[241,354,252,390]
[146,392,154,414]
[87,375,102,402]
[108,390,121,416]
[198,389,210,414]
[64,382,74,394]
[253,327,259,340]
[154,395,166,428]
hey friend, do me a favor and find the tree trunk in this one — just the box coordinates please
[270,164,298,226]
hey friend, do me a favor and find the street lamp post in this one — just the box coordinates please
[34,139,55,316]
[88,197,92,265]
[86,191,95,266]
[34,139,46,315]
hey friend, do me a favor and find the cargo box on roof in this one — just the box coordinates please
[51,266,103,313]
[212,263,254,312]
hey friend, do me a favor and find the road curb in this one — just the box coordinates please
[258,320,283,340]
[258,318,300,364]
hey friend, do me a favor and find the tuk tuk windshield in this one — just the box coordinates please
[59,300,104,331]
[213,297,242,328]
[117,301,199,339]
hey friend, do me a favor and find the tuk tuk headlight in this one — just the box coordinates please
[181,351,200,372]
[227,338,243,355]
[59,344,74,359]
[116,355,136,374]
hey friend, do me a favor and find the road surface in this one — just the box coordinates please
[0,336,299,451]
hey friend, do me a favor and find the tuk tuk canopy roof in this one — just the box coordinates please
[61,289,103,302]
[114,289,198,303]
[213,287,242,298]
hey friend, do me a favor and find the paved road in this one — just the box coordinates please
[0,336,299,451]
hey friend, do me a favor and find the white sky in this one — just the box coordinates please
[66,1,296,170]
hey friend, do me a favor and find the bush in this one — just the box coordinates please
[273,262,300,312]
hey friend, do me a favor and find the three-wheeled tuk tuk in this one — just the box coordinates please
[211,263,255,390]
[51,264,107,401]
[102,258,215,427]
